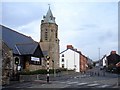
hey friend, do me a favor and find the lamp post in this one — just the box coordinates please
[116,62,120,87]
[52,60,56,77]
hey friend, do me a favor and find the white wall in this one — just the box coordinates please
[60,49,80,72]
[103,57,107,66]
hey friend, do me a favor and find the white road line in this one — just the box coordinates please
[66,81,71,83]
[59,82,66,83]
[68,81,78,84]
[87,83,99,87]
[77,83,88,86]
[97,85,110,88]
[63,85,71,88]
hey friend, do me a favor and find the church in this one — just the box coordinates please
[40,6,60,69]
[1,6,60,85]
[1,6,60,72]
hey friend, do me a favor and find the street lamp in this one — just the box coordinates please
[52,59,56,77]
[98,48,101,67]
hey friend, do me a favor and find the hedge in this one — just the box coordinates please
[20,68,68,75]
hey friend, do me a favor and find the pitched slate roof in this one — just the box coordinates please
[15,43,38,55]
[1,25,43,56]
[60,48,82,55]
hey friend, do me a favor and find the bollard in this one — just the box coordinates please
[47,74,49,83]
[46,56,50,83]
[97,72,99,76]
[37,75,39,80]
[95,72,96,75]
[103,71,105,76]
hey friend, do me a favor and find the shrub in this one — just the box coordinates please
[20,68,68,75]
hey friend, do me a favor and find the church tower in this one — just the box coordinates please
[40,6,59,69]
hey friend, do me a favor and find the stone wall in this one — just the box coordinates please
[29,64,44,71]
[40,23,59,69]
[2,41,14,85]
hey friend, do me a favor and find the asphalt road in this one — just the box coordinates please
[2,67,119,89]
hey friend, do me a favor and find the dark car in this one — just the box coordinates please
[100,66,104,70]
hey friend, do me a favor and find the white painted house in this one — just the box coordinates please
[103,55,107,67]
[60,45,80,72]
[100,55,107,67]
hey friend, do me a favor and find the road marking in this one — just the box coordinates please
[66,81,71,83]
[77,82,88,86]
[60,82,66,84]
[68,81,78,84]
[63,85,71,88]
[87,83,99,87]
[97,85,110,88]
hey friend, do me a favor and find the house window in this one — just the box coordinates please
[62,58,64,62]
[62,64,64,68]
[62,54,64,57]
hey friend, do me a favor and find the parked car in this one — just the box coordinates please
[100,66,104,70]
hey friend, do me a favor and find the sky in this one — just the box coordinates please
[1,0,119,61]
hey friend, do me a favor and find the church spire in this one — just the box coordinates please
[42,5,56,23]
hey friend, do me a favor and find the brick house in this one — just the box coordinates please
[106,51,120,72]
[80,54,88,72]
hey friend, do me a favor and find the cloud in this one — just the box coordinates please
[2,2,47,27]
[16,20,41,42]
[2,1,118,61]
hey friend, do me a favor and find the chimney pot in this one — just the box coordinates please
[111,51,116,54]
[67,45,73,49]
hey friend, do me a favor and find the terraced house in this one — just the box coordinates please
[60,45,88,72]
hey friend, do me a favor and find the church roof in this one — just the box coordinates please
[1,25,43,57]
[15,43,38,55]
[42,6,56,23]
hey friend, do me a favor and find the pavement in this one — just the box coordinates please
[2,68,120,89]
[2,73,119,89]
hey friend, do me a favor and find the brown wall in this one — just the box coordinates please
[80,54,88,72]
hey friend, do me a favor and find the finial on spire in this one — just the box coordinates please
[48,4,50,9]
[42,4,55,23]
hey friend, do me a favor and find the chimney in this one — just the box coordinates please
[111,51,116,54]
[67,45,73,49]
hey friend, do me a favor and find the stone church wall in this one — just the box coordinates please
[2,41,14,85]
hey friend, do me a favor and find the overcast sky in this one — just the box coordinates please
[1,0,119,61]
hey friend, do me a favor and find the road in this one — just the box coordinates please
[2,67,119,89]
